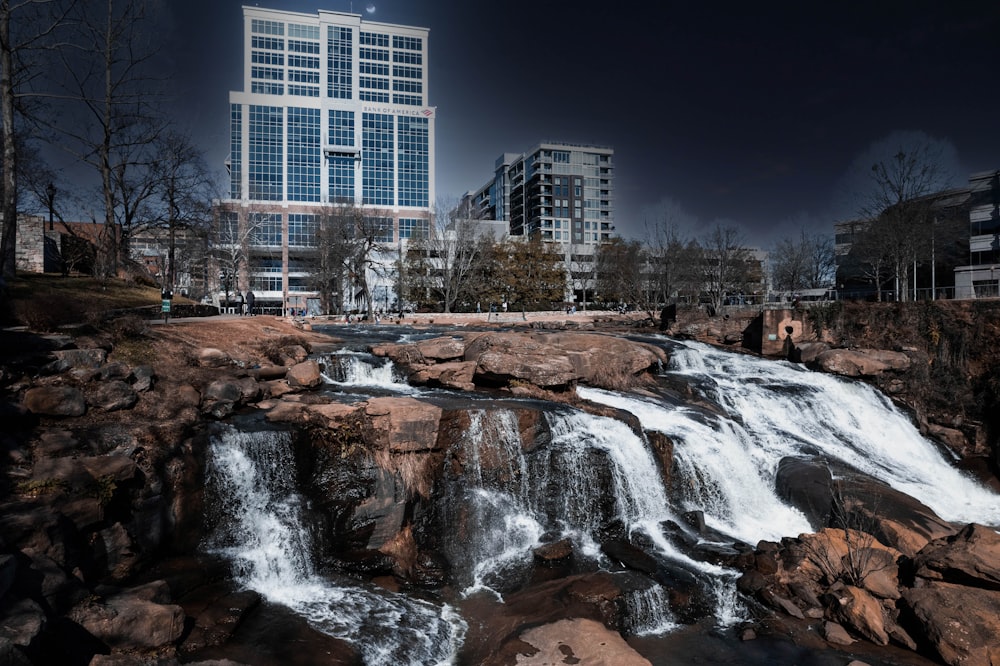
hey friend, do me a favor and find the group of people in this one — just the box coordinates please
[238,291,256,316]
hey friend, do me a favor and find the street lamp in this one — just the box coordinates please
[45,182,56,231]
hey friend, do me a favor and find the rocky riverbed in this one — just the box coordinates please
[1,310,998,665]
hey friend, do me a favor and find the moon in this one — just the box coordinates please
[365,4,376,13]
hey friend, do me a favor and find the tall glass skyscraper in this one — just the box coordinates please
[218,6,435,313]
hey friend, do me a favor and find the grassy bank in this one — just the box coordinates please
[2,273,193,330]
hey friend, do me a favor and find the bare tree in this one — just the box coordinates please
[596,237,647,310]
[0,0,74,279]
[50,0,167,276]
[149,130,214,290]
[771,230,836,293]
[849,133,959,301]
[645,216,701,306]
[404,200,493,312]
[699,224,755,311]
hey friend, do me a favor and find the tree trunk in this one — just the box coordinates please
[0,2,17,279]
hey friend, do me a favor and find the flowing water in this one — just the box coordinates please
[580,339,1000,531]
[203,331,1000,664]
[205,427,466,665]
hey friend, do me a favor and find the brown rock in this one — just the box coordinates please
[70,592,184,650]
[88,380,139,412]
[197,347,231,368]
[533,539,573,565]
[814,349,910,377]
[829,585,889,646]
[912,523,1000,589]
[409,360,477,389]
[514,618,651,666]
[414,336,466,361]
[364,397,442,454]
[903,581,1000,666]
[23,386,87,417]
[52,348,107,369]
[823,620,855,645]
[286,359,322,388]
[0,598,46,648]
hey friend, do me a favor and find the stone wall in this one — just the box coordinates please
[14,215,47,273]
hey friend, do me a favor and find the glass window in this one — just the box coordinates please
[287,107,320,202]
[248,105,283,201]
[398,218,428,239]
[397,116,428,207]
[327,26,352,99]
[219,211,240,244]
[249,212,282,247]
[251,36,284,51]
[288,39,320,54]
[362,113,394,206]
[392,35,422,51]
[328,109,355,146]
[368,216,394,243]
[229,105,242,199]
[288,23,319,40]
[251,19,284,36]
[360,32,389,46]
[288,214,318,247]
[329,156,355,202]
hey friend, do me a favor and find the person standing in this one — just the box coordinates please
[239,292,245,316]
[246,290,256,316]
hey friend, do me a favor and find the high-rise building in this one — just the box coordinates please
[217,6,435,314]
[460,142,615,304]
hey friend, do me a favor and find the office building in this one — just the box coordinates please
[460,142,615,303]
[217,6,435,313]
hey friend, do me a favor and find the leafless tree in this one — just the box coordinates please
[49,0,167,276]
[0,0,75,279]
[849,133,959,301]
[771,230,836,293]
[404,198,493,312]
[700,223,755,311]
[149,130,214,290]
[596,237,647,311]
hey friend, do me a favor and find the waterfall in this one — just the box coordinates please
[205,427,466,665]
[580,339,1000,537]
[623,584,678,636]
[443,408,739,620]
[319,351,415,393]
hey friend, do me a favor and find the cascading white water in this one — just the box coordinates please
[444,408,741,627]
[319,352,415,393]
[624,584,678,636]
[205,427,466,665]
[580,339,1000,537]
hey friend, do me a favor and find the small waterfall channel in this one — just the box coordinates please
[202,331,1000,663]
[205,427,465,665]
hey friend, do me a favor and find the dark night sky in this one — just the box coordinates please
[166,0,1000,247]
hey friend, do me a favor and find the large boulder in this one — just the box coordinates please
[88,380,138,412]
[911,523,1000,589]
[286,359,322,388]
[813,349,910,377]
[512,618,651,666]
[827,584,889,646]
[22,386,87,417]
[68,582,185,650]
[902,581,1000,666]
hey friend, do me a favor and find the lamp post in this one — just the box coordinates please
[45,182,56,231]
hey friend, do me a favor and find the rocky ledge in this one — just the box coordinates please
[370,330,667,393]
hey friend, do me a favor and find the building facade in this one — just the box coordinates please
[460,142,615,304]
[217,6,435,313]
